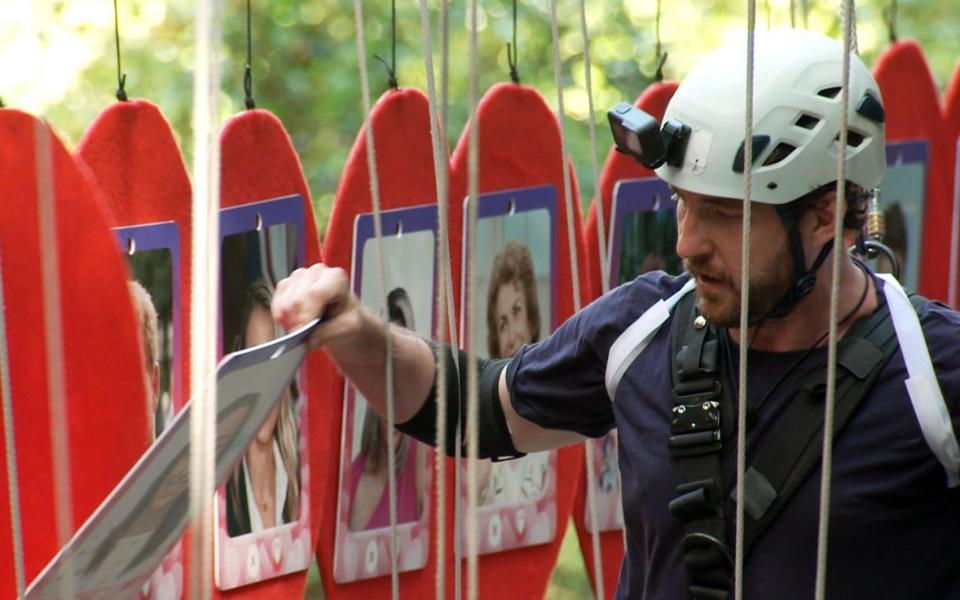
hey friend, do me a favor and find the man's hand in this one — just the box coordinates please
[272,263,367,351]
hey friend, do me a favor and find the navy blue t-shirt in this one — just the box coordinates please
[505,271,960,599]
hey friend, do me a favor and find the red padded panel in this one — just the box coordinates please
[943,64,960,306]
[318,88,440,598]
[874,41,953,301]
[0,109,150,594]
[214,108,324,598]
[75,98,195,596]
[447,82,589,599]
[576,81,678,598]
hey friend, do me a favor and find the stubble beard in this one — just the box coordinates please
[685,245,795,328]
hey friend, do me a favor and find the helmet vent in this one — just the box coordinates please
[833,130,867,148]
[794,114,821,130]
[817,86,842,99]
[762,142,797,167]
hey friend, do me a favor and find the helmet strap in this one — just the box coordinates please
[758,204,835,322]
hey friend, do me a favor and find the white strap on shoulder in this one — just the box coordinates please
[605,278,696,401]
[878,273,960,488]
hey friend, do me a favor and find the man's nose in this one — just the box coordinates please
[675,204,711,260]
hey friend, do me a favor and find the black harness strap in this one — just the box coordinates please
[740,295,918,553]
[668,291,922,599]
[668,292,732,600]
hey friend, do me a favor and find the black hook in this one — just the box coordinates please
[506,0,519,83]
[244,0,256,109]
[374,0,399,90]
[886,0,898,43]
[113,0,128,101]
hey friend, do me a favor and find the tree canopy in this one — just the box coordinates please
[2,0,957,240]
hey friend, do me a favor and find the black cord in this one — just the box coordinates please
[506,0,519,83]
[244,0,255,109]
[113,0,127,101]
[887,0,898,43]
[374,0,399,89]
[654,0,666,82]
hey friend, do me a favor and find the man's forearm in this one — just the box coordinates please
[325,304,436,423]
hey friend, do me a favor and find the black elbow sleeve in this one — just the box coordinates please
[395,342,525,461]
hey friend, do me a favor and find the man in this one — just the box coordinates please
[273,30,960,599]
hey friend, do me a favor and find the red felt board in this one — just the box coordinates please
[317,88,442,598]
[214,108,324,598]
[75,97,195,597]
[0,109,150,594]
[576,81,678,598]
[943,63,960,307]
[873,40,953,301]
[447,82,589,599]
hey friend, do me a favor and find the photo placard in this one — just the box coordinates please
[114,221,185,598]
[332,204,438,582]
[460,185,558,554]
[588,177,679,533]
[215,195,311,589]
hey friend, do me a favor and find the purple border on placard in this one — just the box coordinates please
[461,184,559,344]
[114,221,183,413]
[607,177,674,287]
[352,204,440,336]
[334,203,439,583]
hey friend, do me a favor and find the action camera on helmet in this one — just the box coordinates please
[608,102,690,169]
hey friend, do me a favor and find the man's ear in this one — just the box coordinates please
[803,190,839,246]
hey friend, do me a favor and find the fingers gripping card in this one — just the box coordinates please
[576,82,677,599]
[873,41,953,302]
[76,99,193,599]
[319,88,441,600]
[0,109,150,596]
[215,109,324,597]
[448,82,588,599]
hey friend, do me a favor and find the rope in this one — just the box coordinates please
[113,0,127,100]
[187,0,221,595]
[733,4,757,598]
[35,119,77,600]
[465,0,481,597]
[576,0,607,594]
[790,0,796,28]
[243,0,255,109]
[351,2,401,596]
[0,252,26,598]
[414,2,453,597]
[814,3,855,597]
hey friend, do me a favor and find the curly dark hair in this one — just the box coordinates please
[485,241,541,359]
[790,180,872,231]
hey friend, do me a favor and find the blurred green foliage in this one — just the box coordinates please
[5,0,957,243]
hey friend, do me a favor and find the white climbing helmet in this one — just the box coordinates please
[656,28,886,205]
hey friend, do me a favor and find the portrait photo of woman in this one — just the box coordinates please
[347,287,428,531]
[225,278,302,536]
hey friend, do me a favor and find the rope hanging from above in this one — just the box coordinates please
[814,2,857,598]
[0,252,26,599]
[654,0,668,82]
[351,1,401,597]
[413,2,457,598]
[572,0,607,595]
[734,3,757,598]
